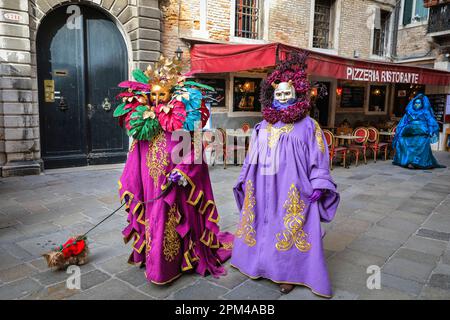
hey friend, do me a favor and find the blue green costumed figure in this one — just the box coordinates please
[393,94,445,169]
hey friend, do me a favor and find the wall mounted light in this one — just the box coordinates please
[175,46,183,61]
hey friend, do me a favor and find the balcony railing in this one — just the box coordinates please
[427,4,450,34]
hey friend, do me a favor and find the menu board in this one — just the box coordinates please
[340,85,365,108]
[428,94,446,131]
[192,78,226,108]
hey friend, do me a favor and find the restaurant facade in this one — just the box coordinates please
[1,0,450,176]
[187,42,450,151]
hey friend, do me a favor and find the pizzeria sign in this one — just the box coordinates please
[346,66,419,84]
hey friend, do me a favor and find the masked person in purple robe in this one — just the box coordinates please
[114,55,233,285]
[230,53,340,297]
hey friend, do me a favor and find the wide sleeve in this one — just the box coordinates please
[233,123,260,212]
[306,119,340,223]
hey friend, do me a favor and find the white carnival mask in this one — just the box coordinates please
[272,80,296,104]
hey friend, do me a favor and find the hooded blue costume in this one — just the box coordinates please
[393,94,445,169]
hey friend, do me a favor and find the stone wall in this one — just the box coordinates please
[396,24,432,60]
[0,0,162,176]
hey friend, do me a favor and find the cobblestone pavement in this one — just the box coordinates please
[1,152,450,300]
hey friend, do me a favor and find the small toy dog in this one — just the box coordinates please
[43,236,89,270]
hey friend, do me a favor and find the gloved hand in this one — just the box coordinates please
[169,171,181,183]
[308,189,323,202]
[169,171,188,187]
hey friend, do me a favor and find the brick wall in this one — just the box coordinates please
[396,24,432,59]
[159,0,400,62]
[268,0,311,48]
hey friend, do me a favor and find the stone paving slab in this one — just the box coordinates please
[0,152,449,300]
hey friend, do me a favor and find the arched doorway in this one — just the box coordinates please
[37,4,129,169]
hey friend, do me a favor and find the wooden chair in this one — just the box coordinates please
[388,125,397,158]
[347,127,369,166]
[323,129,347,169]
[367,127,389,162]
[336,126,353,136]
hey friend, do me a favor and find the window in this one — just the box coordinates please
[368,85,387,113]
[192,78,226,108]
[372,9,390,56]
[313,0,334,49]
[235,0,261,39]
[233,77,262,112]
[338,84,366,109]
[402,0,429,26]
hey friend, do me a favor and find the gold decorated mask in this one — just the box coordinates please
[150,84,171,105]
[145,55,183,106]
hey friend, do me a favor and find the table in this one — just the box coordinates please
[227,131,252,138]
[334,135,360,147]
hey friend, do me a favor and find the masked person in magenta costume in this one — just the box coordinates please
[393,94,445,169]
[114,56,233,285]
[230,53,340,297]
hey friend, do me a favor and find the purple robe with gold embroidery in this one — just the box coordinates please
[231,116,340,297]
[119,131,233,284]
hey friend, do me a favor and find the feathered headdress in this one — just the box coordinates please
[260,51,327,124]
[113,55,214,141]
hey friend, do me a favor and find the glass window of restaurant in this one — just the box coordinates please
[191,77,228,110]
[232,76,262,112]
[367,84,389,114]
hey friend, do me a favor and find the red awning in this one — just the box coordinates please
[190,43,450,86]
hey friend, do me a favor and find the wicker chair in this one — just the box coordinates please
[323,129,347,169]
[367,127,389,162]
[347,127,369,166]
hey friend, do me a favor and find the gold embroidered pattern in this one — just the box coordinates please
[145,218,151,256]
[312,119,325,153]
[129,139,137,153]
[146,132,169,187]
[275,184,311,252]
[163,204,181,262]
[221,242,234,250]
[267,123,294,148]
[236,180,257,247]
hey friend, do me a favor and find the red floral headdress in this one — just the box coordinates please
[260,51,312,124]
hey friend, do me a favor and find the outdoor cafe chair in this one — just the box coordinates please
[367,127,389,162]
[323,129,347,169]
[347,127,369,166]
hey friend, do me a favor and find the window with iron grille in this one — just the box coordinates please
[235,0,261,39]
[313,0,333,49]
[372,9,390,56]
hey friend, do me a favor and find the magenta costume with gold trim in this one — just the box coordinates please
[115,56,232,284]
[119,133,232,284]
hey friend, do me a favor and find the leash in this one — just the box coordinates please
[71,181,173,243]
